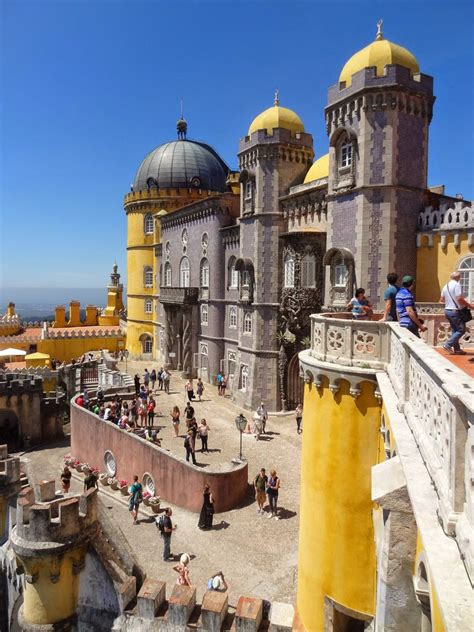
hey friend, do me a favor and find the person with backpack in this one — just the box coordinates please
[207,571,228,592]
[157,507,176,561]
[128,475,143,525]
[440,271,473,355]
[254,468,268,514]
[184,429,197,465]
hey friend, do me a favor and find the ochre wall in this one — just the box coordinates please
[71,402,248,513]
[297,378,381,631]
[38,335,124,363]
[416,233,472,302]
[414,532,447,632]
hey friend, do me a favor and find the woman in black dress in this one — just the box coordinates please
[198,484,214,530]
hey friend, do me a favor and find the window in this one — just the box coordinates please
[201,304,208,326]
[228,257,238,288]
[144,266,153,288]
[243,312,252,334]
[334,263,348,287]
[200,258,209,288]
[144,298,153,314]
[141,335,153,354]
[301,254,316,288]
[284,253,295,288]
[459,256,474,302]
[242,270,251,287]
[144,213,154,234]
[340,141,353,168]
[228,305,237,329]
[240,365,249,391]
[245,181,253,200]
[180,257,190,287]
[164,262,172,286]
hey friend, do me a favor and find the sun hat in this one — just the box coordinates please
[212,575,224,590]
[180,553,190,565]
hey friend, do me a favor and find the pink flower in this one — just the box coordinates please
[119,480,128,487]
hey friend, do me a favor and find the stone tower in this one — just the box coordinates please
[236,95,314,411]
[324,23,435,308]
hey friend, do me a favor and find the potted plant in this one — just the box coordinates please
[142,491,151,507]
[119,480,129,496]
[99,473,109,486]
[80,463,91,474]
[148,496,161,513]
[73,459,83,472]
[63,454,74,467]
[108,477,119,490]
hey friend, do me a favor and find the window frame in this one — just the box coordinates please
[243,311,252,334]
[179,257,190,288]
[334,263,348,288]
[143,266,153,288]
[200,304,209,326]
[164,262,172,287]
[200,258,210,288]
[284,253,295,288]
[240,365,249,391]
[459,256,474,302]
[144,298,153,314]
[142,335,153,354]
[301,253,316,288]
[144,213,154,235]
[228,256,238,289]
[339,140,353,169]
[228,305,237,329]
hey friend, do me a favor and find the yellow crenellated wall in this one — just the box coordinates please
[416,232,472,302]
[20,545,86,625]
[297,377,381,631]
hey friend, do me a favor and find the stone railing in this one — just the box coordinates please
[159,287,199,305]
[418,200,473,231]
[306,312,474,581]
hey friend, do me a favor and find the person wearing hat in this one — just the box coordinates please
[395,276,427,338]
[207,571,228,592]
[173,553,192,586]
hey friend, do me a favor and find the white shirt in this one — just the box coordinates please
[441,280,463,310]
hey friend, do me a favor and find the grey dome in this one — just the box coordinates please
[133,139,229,192]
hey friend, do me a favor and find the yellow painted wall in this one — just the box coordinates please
[21,547,86,625]
[416,233,472,302]
[38,335,125,362]
[414,532,447,632]
[297,378,381,631]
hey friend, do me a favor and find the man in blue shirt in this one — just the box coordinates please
[382,273,399,322]
[395,276,427,338]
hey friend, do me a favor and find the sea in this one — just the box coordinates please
[0,287,126,321]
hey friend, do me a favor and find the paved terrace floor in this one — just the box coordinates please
[435,346,474,378]
[19,360,303,610]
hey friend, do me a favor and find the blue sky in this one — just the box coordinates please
[1,0,473,288]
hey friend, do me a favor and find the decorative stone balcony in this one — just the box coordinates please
[159,287,199,305]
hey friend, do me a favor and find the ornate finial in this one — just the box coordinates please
[274,89,280,107]
[113,261,118,274]
[376,19,383,40]
[177,99,187,140]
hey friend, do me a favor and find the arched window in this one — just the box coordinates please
[201,304,208,326]
[243,312,252,334]
[144,213,154,234]
[228,256,238,288]
[284,253,295,288]
[143,266,153,288]
[334,263,348,287]
[200,258,209,288]
[228,305,237,329]
[164,262,172,287]
[301,254,316,288]
[240,365,249,391]
[144,298,153,314]
[459,256,474,302]
[242,269,251,287]
[141,334,153,354]
[180,257,190,287]
[339,140,353,168]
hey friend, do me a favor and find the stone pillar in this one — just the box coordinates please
[67,301,81,327]
[372,457,419,631]
[54,306,66,328]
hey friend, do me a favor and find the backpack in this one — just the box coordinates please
[207,578,214,590]
[157,515,165,533]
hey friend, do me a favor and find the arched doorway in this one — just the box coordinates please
[0,409,20,451]
[287,352,304,410]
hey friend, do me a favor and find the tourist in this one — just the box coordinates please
[162,369,170,394]
[98,404,105,419]
[134,374,140,395]
[347,288,372,320]
[60,466,72,494]
[150,368,157,390]
[147,396,156,427]
[220,375,227,397]
[76,393,84,407]
[184,429,197,465]
[440,271,473,355]
[216,372,223,395]
[161,507,176,561]
[83,391,90,408]
[170,405,180,437]
[266,469,280,519]
[128,475,143,525]
[129,398,138,424]
[145,427,161,446]
[119,415,132,431]
[198,419,209,453]
[254,467,268,514]
[198,484,214,530]
[196,378,204,401]
[138,401,147,427]
[91,401,100,415]
[295,403,303,434]
[173,553,192,586]
[144,369,150,390]
[103,405,112,421]
[396,276,427,338]
[97,386,104,404]
[121,401,129,417]
[381,273,400,322]
[256,402,268,434]
[139,385,148,403]
[252,411,263,440]
[157,367,164,390]
[185,402,195,422]
[84,469,98,492]
[207,572,228,592]
[185,379,195,402]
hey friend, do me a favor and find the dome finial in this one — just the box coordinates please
[177,98,187,140]
[376,19,384,41]
[274,89,280,107]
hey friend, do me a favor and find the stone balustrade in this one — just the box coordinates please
[417,200,473,232]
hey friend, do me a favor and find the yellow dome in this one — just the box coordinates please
[339,26,419,87]
[248,105,304,136]
[304,153,329,183]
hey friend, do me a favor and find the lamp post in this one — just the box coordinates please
[234,413,248,462]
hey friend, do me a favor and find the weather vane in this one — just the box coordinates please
[274,89,280,107]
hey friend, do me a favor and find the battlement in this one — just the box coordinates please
[124,187,213,206]
[15,483,98,545]
[239,126,313,152]
[0,444,21,488]
[0,375,43,397]
[418,200,473,232]
[44,327,122,340]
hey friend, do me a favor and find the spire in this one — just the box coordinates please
[376,19,384,41]
[274,89,280,107]
[177,99,187,140]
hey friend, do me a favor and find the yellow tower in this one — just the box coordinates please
[125,117,231,357]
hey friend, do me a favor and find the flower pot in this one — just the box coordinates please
[99,475,109,486]
[151,503,161,514]
[119,485,129,496]
[142,498,151,507]
[110,480,119,491]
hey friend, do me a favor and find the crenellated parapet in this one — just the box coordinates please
[0,376,43,398]
[417,200,473,247]
[0,445,21,489]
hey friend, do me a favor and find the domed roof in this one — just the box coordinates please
[304,153,329,184]
[133,139,229,192]
[339,22,419,87]
[248,92,304,136]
